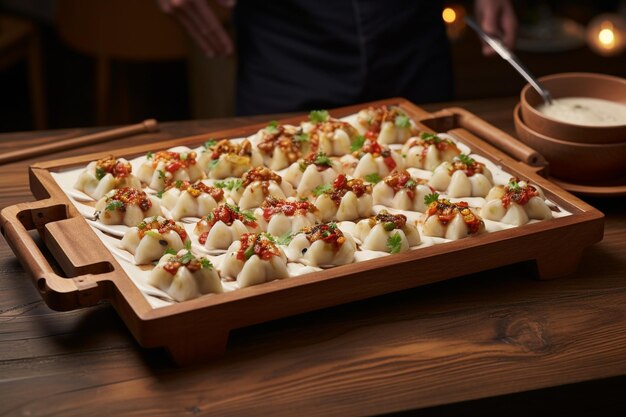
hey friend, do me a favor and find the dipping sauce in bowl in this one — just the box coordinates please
[536,97,626,127]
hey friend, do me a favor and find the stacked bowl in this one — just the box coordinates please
[515,72,626,184]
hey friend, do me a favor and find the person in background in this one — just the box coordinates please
[158,0,517,115]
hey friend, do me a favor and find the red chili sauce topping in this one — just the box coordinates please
[299,152,334,172]
[303,223,345,250]
[359,105,407,140]
[309,119,358,145]
[152,150,197,174]
[137,217,188,242]
[407,133,460,161]
[383,170,429,200]
[206,139,252,161]
[241,167,282,196]
[258,126,310,163]
[368,211,407,230]
[162,253,207,275]
[426,199,483,234]
[261,197,316,221]
[96,155,131,179]
[448,157,485,177]
[167,180,224,200]
[236,233,281,261]
[501,179,540,209]
[197,204,257,245]
[106,187,152,212]
[355,140,397,170]
[327,174,372,206]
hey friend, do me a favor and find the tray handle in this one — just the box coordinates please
[1,199,114,311]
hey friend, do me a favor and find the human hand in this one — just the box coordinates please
[474,0,517,55]
[157,0,235,57]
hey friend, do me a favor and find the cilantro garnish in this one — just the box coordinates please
[395,114,411,128]
[175,180,183,188]
[244,244,255,260]
[95,167,106,180]
[364,173,382,184]
[313,152,333,167]
[276,232,294,245]
[424,192,440,205]
[185,240,192,251]
[105,200,124,211]
[309,110,329,123]
[207,159,220,170]
[458,154,475,165]
[508,178,522,192]
[146,151,154,160]
[242,210,257,222]
[203,139,217,149]
[164,248,177,256]
[266,120,279,132]
[158,170,166,180]
[383,222,396,231]
[294,132,309,142]
[405,179,417,188]
[179,250,194,264]
[199,258,213,269]
[313,183,332,197]
[350,135,366,152]
[145,230,161,239]
[420,132,441,144]
[180,152,188,161]
[386,233,403,254]
[215,179,242,191]
[156,189,164,198]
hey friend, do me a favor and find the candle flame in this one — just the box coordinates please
[442,7,456,24]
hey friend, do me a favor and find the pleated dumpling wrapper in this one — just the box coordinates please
[230,167,294,210]
[285,223,357,267]
[253,196,320,236]
[422,193,486,240]
[149,249,222,302]
[194,204,261,251]
[220,233,289,288]
[300,110,361,156]
[481,178,553,226]
[137,148,204,191]
[282,152,340,197]
[314,174,373,222]
[160,180,225,220]
[95,187,162,227]
[402,132,461,171]
[74,155,141,200]
[343,139,404,179]
[198,138,260,179]
[428,154,493,198]
[353,105,417,145]
[121,217,190,264]
[354,210,420,254]
[250,121,316,171]
[372,169,434,213]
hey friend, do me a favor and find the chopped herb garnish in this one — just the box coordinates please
[458,153,475,165]
[184,240,192,251]
[309,110,330,123]
[164,248,177,256]
[207,159,220,170]
[262,233,276,243]
[175,180,183,188]
[146,151,154,160]
[180,152,188,161]
[294,132,309,142]
[156,189,164,198]
[424,192,440,205]
[158,170,166,180]
[405,179,417,188]
[350,134,366,152]
[508,178,522,191]
[421,132,441,143]
[105,200,124,211]
[95,167,106,180]
[314,152,333,167]
[387,233,403,254]
[145,230,161,240]
[215,179,242,191]
[244,244,255,260]
[199,258,213,269]
[395,114,411,128]
[203,139,217,149]
[179,250,194,264]
[276,232,294,245]
[383,222,396,232]
[313,183,332,196]
[266,120,279,132]
[365,173,382,184]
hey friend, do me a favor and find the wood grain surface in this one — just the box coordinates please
[1,97,626,416]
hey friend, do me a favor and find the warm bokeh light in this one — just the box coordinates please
[587,14,626,56]
[442,7,457,24]
[598,26,615,47]
[442,4,466,41]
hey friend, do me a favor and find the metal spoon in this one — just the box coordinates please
[465,16,553,105]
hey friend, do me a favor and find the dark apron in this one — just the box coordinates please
[234,0,453,115]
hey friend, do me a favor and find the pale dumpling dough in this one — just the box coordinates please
[301,112,361,156]
[254,197,320,237]
[74,155,141,200]
[353,105,416,144]
[372,170,433,213]
[428,156,493,198]
[199,139,260,179]
[480,179,553,225]
[137,148,204,190]
[195,204,261,251]
[402,132,461,171]
[121,217,189,264]
[95,187,162,227]
[282,152,340,196]
[422,197,485,240]
[250,123,315,170]
[354,211,420,253]
[220,233,289,288]
[344,140,404,178]
[285,223,356,266]
[314,175,373,222]
[160,180,225,220]
[149,250,222,302]
[230,167,294,209]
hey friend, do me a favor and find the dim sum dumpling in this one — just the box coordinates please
[149,250,222,302]
[250,122,315,170]
[160,180,225,220]
[422,196,485,240]
[74,155,141,200]
[354,211,420,253]
[428,155,493,198]
[194,204,261,251]
[372,170,433,212]
[314,174,373,222]
[254,197,320,236]
[198,139,260,179]
[347,140,404,178]
[95,187,162,227]
[220,233,289,288]
[353,105,417,144]
[301,111,361,156]
[480,178,552,225]
[137,148,204,190]
[121,217,189,264]
[230,167,294,209]
[402,132,461,171]
[282,152,340,196]
[285,223,356,266]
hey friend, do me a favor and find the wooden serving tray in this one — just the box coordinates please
[0,98,604,365]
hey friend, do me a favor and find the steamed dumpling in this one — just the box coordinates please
[254,197,320,236]
[148,250,222,301]
[137,148,204,190]
[194,204,261,251]
[344,139,404,178]
[198,139,260,179]
[160,180,225,220]
[428,155,493,198]
[481,178,553,225]
[230,167,294,209]
[372,170,433,212]
[285,223,356,266]
[220,233,289,288]
[301,111,361,156]
[422,196,485,240]
[250,122,315,170]
[121,216,189,264]
[74,155,141,200]
[354,211,420,253]
[282,152,340,196]
[402,132,461,171]
[314,174,373,222]
[95,187,162,227]
[353,105,417,144]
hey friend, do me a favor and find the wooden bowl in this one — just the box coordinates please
[520,72,626,144]
[514,103,626,182]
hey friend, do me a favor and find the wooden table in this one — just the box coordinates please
[1,97,625,416]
